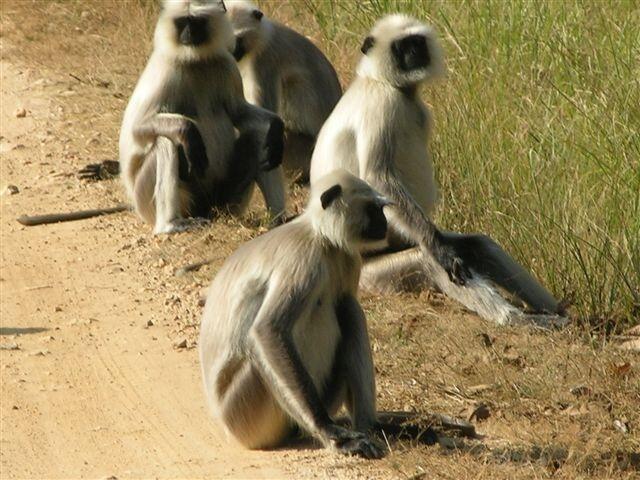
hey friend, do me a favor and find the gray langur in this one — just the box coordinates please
[310,15,565,327]
[120,0,285,233]
[226,0,342,185]
[199,169,390,459]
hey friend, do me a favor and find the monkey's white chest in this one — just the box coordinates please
[292,298,341,394]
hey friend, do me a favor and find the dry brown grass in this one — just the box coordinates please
[1,1,638,478]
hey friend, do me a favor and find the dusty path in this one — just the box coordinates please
[0,60,293,479]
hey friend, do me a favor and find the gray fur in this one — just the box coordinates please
[311,15,565,327]
[227,0,342,183]
[199,170,387,458]
[119,0,284,233]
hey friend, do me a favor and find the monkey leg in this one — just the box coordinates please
[255,166,286,221]
[361,248,531,325]
[441,232,561,314]
[283,130,315,184]
[213,361,291,450]
[133,139,193,233]
[360,248,431,294]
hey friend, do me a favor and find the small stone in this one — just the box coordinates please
[14,108,27,118]
[146,319,154,327]
[468,403,491,422]
[0,343,19,351]
[29,349,50,356]
[173,338,188,349]
[2,184,19,195]
[613,419,629,434]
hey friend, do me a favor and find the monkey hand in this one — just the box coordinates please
[180,122,208,176]
[323,424,386,459]
[261,116,284,172]
[431,233,473,286]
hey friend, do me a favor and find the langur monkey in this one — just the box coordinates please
[310,15,565,327]
[199,170,389,459]
[226,0,342,185]
[119,0,287,233]
[26,0,285,230]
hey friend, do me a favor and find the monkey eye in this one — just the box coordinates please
[252,9,264,21]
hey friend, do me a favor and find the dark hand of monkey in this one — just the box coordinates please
[77,160,120,181]
[432,232,473,286]
[181,122,208,176]
[324,424,386,459]
[261,116,284,171]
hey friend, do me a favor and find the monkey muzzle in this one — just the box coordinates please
[233,37,247,61]
[362,201,389,240]
[175,16,210,47]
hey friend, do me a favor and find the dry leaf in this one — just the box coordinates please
[477,333,495,347]
[612,361,632,377]
[570,385,593,397]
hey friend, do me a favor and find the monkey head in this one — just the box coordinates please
[309,169,390,252]
[156,0,235,61]
[225,0,271,61]
[357,15,445,88]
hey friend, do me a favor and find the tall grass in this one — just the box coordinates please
[297,0,639,328]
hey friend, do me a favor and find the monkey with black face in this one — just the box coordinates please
[199,170,389,458]
[119,0,285,233]
[226,0,342,187]
[311,15,564,326]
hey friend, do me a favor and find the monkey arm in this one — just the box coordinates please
[359,133,471,285]
[334,295,377,432]
[132,113,208,174]
[228,102,284,172]
[247,272,342,445]
[252,67,280,114]
[442,232,562,313]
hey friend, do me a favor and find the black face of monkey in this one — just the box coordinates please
[233,36,247,60]
[174,15,210,46]
[391,34,430,71]
[362,202,387,240]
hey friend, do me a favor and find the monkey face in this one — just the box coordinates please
[174,15,211,46]
[316,172,390,245]
[357,15,444,87]
[391,34,430,72]
[226,1,266,60]
[362,202,388,240]
[157,1,234,58]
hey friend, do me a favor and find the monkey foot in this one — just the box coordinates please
[153,217,210,235]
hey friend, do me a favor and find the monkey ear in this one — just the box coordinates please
[252,9,264,21]
[320,184,342,210]
[361,36,375,55]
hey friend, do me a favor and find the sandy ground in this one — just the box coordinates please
[0,59,298,479]
[1,3,638,480]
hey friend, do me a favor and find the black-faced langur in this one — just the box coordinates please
[310,15,566,327]
[120,0,286,233]
[226,0,342,185]
[199,170,390,459]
